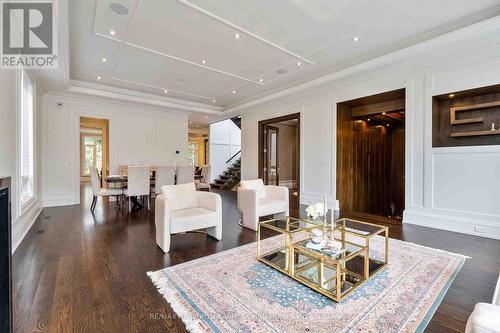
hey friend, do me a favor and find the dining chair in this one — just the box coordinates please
[90,167,123,212]
[195,165,211,191]
[176,165,195,185]
[154,166,176,195]
[123,166,151,212]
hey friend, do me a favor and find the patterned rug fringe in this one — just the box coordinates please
[147,271,204,333]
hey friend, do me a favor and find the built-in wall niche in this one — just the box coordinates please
[337,89,405,223]
[433,83,500,147]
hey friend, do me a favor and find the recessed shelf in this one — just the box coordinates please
[450,130,500,138]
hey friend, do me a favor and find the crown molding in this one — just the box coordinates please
[223,15,500,114]
[68,79,224,114]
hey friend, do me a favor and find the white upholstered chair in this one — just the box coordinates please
[237,179,289,231]
[195,165,211,191]
[153,166,176,195]
[124,166,151,211]
[89,167,123,212]
[154,183,222,253]
[176,165,195,184]
[466,270,500,333]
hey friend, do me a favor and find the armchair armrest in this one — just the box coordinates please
[264,185,289,202]
[196,191,222,213]
[155,194,171,253]
[237,188,258,212]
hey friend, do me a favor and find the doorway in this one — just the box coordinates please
[259,113,300,210]
[79,117,109,183]
[336,89,405,223]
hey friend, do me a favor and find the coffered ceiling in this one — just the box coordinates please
[68,0,500,112]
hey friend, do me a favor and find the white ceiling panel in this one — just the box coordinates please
[112,44,243,98]
[67,0,500,110]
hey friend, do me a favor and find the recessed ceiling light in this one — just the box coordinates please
[109,3,129,15]
[201,60,206,64]
[259,78,263,83]
[97,76,102,80]
[204,115,208,119]
[367,118,371,121]
[101,57,107,62]
[382,112,386,115]
[449,93,455,98]
[352,36,359,42]
[234,33,240,39]
[297,61,302,66]
[386,124,390,127]
[232,90,236,94]
[163,89,168,93]
[109,30,116,36]
[212,99,216,103]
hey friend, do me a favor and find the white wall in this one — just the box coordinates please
[0,69,44,252]
[239,21,500,240]
[41,93,189,207]
[209,119,241,182]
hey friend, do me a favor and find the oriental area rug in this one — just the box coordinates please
[148,235,466,333]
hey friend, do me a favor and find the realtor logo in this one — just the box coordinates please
[1,1,58,68]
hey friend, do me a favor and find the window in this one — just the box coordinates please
[81,134,103,176]
[187,142,198,166]
[20,71,35,206]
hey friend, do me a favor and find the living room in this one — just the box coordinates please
[1,1,500,332]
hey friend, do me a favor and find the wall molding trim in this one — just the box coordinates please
[42,195,78,208]
[12,199,42,253]
[404,209,500,240]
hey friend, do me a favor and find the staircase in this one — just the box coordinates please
[211,155,241,190]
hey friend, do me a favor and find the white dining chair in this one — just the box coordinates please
[195,165,211,191]
[90,167,123,212]
[176,165,195,185]
[123,166,151,212]
[154,166,176,195]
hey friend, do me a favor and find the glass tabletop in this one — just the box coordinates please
[335,218,387,237]
[294,238,366,262]
[259,217,319,234]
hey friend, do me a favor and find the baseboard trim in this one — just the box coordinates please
[404,209,500,240]
[12,200,42,253]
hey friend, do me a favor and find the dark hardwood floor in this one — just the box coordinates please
[12,184,500,332]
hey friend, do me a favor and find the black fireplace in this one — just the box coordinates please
[0,177,11,333]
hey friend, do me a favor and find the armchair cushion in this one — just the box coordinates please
[170,207,217,234]
[465,303,500,333]
[161,183,198,211]
[240,179,266,199]
[259,198,288,216]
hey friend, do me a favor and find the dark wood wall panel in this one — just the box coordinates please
[337,94,405,218]
[433,86,500,147]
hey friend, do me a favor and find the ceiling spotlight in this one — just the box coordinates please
[352,36,359,42]
[212,99,216,103]
[382,112,386,115]
[449,93,455,98]
[97,76,102,80]
[109,29,116,36]
[232,90,236,94]
[234,33,240,39]
[386,124,390,127]
[101,57,107,62]
[204,115,208,119]
[259,78,264,83]
[163,89,168,93]
[367,118,371,121]
[201,60,206,64]
[297,61,302,66]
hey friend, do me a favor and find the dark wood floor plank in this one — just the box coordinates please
[11,184,500,333]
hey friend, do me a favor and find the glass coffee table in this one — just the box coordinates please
[257,217,389,302]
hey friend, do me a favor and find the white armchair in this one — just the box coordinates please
[466,269,500,333]
[237,179,289,231]
[154,182,222,253]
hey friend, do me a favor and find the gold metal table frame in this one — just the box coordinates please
[257,217,389,302]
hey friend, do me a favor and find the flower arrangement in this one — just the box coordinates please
[305,202,326,220]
